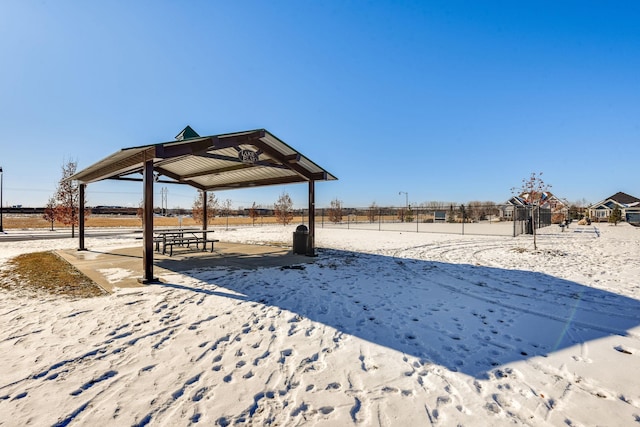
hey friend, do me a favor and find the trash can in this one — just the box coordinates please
[293,224,309,255]
[526,218,533,234]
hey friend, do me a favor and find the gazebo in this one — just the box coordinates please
[69,127,337,283]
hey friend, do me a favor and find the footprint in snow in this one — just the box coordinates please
[279,349,293,363]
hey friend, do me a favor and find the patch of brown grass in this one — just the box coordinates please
[0,251,106,298]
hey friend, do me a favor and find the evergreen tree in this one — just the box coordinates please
[405,206,414,223]
[609,205,622,225]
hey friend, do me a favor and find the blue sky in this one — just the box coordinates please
[1,1,638,210]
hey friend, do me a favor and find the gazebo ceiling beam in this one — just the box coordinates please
[284,153,301,163]
[154,137,215,159]
[251,140,314,180]
[209,130,265,150]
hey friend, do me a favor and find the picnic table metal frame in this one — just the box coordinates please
[154,228,219,256]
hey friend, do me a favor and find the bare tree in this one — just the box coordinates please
[248,202,260,226]
[459,204,467,223]
[192,191,219,225]
[467,201,483,222]
[367,202,378,223]
[513,172,551,250]
[487,201,500,217]
[274,192,294,225]
[328,198,343,223]
[54,159,88,238]
[221,198,232,230]
[136,199,144,226]
[573,198,589,220]
[423,201,442,210]
[43,196,57,231]
[397,208,406,223]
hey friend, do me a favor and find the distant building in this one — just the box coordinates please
[501,196,528,220]
[588,192,640,224]
[501,192,568,221]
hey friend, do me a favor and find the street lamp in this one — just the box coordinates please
[398,191,408,209]
[0,166,3,232]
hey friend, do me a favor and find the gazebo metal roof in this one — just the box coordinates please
[70,127,336,283]
[70,128,337,188]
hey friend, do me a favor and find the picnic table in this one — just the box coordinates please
[154,228,219,256]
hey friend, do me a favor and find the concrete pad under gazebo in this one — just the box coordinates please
[68,127,336,283]
[56,241,314,293]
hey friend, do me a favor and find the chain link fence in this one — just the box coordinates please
[300,204,553,237]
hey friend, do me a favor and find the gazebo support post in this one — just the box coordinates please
[78,184,86,251]
[307,180,316,256]
[202,190,207,240]
[140,158,158,283]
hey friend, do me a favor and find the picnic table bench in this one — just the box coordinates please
[154,229,220,256]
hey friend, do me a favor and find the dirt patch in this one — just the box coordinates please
[0,251,106,298]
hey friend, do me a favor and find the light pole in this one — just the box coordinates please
[399,191,408,223]
[398,191,408,209]
[0,167,3,232]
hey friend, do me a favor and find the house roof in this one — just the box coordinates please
[69,128,337,190]
[506,196,528,206]
[606,192,640,206]
[507,191,566,209]
[590,191,640,209]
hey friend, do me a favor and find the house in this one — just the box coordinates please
[520,191,567,212]
[588,192,640,224]
[501,196,528,220]
[501,192,568,221]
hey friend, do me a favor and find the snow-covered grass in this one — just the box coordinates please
[0,223,639,426]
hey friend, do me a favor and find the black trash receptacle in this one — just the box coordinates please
[293,224,309,254]
[526,218,533,234]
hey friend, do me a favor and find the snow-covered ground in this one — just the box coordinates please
[1,223,639,426]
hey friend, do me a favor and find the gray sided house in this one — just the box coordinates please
[501,192,567,221]
[588,192,640,224]
[501,196,528,220]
